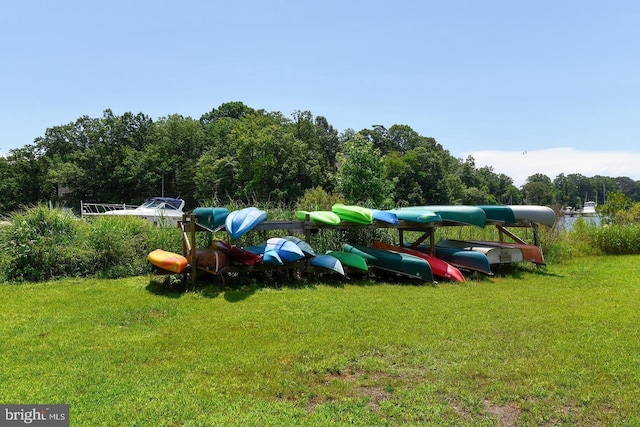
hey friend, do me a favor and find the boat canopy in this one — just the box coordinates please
[142,197,185,210]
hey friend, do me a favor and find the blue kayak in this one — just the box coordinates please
[283,236,316,257]
[225,207,267,239]
[371,209,399,224]
[266,238,305,263]
[244,244,284,266]
[310,254,345,275]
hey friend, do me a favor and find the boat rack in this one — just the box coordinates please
[177,213,542,287]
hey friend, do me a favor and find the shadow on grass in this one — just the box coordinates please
[146,273,223,299]
[489,263,564,279]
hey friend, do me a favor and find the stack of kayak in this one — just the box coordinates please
[148,203,556,282]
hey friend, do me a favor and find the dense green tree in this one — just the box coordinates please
[336,134,394,206]
[522,173,554,205]
[598,191,634,224]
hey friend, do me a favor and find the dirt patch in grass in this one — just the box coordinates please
[484,400,522,427]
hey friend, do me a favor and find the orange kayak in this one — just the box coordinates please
[148,249,188,273]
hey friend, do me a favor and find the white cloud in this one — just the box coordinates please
[465,147,640,187]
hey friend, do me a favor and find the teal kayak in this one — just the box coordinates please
[344,243,434,282]
[193,207,230,230]
[331,204,374,225]
[295,210,341,225]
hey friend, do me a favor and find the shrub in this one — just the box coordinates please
[4,205,91,281]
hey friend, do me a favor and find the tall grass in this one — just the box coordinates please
[0,205,182,282]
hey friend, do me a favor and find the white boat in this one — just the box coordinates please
[81,197,185,226]
[581,201,597,216]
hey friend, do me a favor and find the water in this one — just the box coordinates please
[558,214,601,231]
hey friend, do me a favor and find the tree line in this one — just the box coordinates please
[1,101,639,213]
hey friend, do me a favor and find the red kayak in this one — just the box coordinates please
[371,241,465,282]
[211,240,261,266]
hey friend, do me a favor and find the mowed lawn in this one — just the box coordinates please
[2,256,640,426]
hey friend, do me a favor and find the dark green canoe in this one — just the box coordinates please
[343,243,434,282]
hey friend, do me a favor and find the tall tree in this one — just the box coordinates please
[522,174,554,205]
[336,134,394,206]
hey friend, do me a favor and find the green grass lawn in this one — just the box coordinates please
[2,256,640,426]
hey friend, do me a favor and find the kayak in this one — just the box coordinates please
[437,239,524,265]
[283,236,316,257]
[192,207,230,230]
[371,241,465,282]
[389,208,442,224]
[371,209,399,224]
[331,204,374,224]
[244,244,284,266]
[464,240,545,265]
[344,243,435,282]
[211,240,261,266]
[431,245,492,275]
[325,250,369,271]
[394,205,486,228]
[147,249,188,273]
[310,254,345,275]
[266,238,305,263]
[225,207,267,239]
[508,205,556,227]
[295,210,341,225]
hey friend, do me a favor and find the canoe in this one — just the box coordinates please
[344,243,435,282]
[476,205,516,224]
[192,207,230,230]
[371,209,399,224]
[244,245,284,266]
[464,240,545,265]
[295,210,341,225]
[147,249,188,273]
[437,239,524,265]
[195,248,228,273]
[508,205,556,227]
[211,240,261,266]
[371,241,465,282]
[331,204,374,224]
[283,236,315,257]
[388,209,442,224]
[225,207,267,239]
[325,250,369,271]
[430,245,493,275]
[266,238,305,263]
[310,254,345,275]
[394,205,486,228]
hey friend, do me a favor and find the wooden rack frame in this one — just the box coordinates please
[178,213,542,287]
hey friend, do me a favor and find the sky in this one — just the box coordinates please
[2,0,639,187]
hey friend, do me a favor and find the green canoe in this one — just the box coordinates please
[331,204,374,225]
[325,250,369,271]
[343,243,434,282]
[295,210,341,225]
[476,205,516,224]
